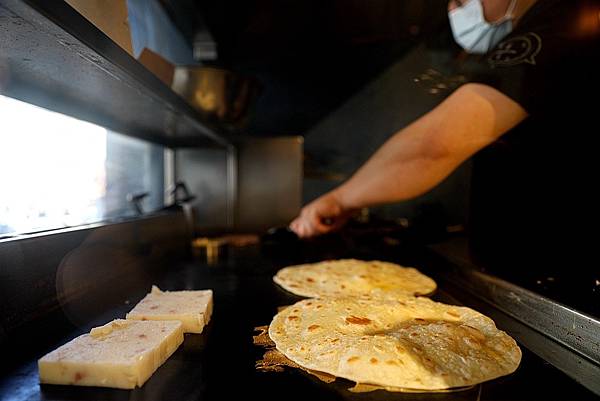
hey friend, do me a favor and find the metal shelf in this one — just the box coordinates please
[0,0,230,147]
[428,238,600,395]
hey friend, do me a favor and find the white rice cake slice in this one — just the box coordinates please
[38,319,183,389]
[126,286,213,333]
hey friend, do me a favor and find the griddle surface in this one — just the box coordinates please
[1,244,597,401]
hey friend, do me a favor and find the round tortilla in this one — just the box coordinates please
[269,297,521,390]
[273,259,436,298]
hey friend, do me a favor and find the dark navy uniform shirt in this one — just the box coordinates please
[463,0,600,272]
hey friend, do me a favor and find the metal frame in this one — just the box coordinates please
[429,239,600,395]
[226,145,238,229]
[0,0,230,147]
[0,211,190,342]
[437,280,600,396]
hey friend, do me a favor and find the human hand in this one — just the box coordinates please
[289,191,354,238]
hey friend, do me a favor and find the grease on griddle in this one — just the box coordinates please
[256,349,297,373]
[253,325,335,383]
[253,325,274,348]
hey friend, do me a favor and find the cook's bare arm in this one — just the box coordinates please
[291,83,527,238]
[289,190,352,238]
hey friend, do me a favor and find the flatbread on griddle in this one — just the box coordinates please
[269,297,521,390]
[273,259,436,298]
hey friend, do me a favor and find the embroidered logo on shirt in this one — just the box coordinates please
[412,68,467,95]
[487,32,542,68]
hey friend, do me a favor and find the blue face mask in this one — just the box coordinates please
[448,0,517,54]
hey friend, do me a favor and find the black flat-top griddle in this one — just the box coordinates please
[0,239,598,401]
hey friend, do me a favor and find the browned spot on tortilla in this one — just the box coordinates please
[316,305,323,309]
[463,325,486,341]
[341,284,346,289]
[359,275,367,278]
[141,317,147,321]
[385,360,398,365]
[308,324,320,331]
[287,316,299,321]
[293,309,299,313]
[464,336,482,348]
[306,278,315,282]
[370,358,378,364]
[289,284,299,288]
[396,345,405,353]
[74,372,85,382]
[415,318,426,322]
[422,357,436,370]
[138,334,147,339]
[306,302,312,306]
[150,305,158,310]
[410,332,418,337]
[331,338,339,343]
[347,356,360,363]
[346,315,372,325]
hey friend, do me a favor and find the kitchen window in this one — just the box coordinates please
[0,95,165,237]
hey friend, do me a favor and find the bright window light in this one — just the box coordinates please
[0,96,107,234]
[0,95,165,237]
[0,95,108,235]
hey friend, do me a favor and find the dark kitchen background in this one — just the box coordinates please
[162,0,469,226]
[1,0,600,399]
[150,0,600,322]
